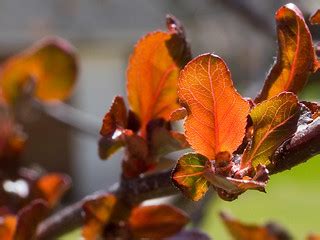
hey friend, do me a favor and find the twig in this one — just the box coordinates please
[32,100,101,137]
[36,117,320,239]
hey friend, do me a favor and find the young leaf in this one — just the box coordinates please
[82,194,117,240]
[255,4,316,103]
[221,212,291,240]
[127,16,191,135]
[172,153,210,201]
[15,199,49,240]
[178,54,250,159]
[0,215,16,240]
[242,93,300,168]
[129,204,189,239]
[35,173,71,207]
[0,37,77,104]
[310,9,320,25]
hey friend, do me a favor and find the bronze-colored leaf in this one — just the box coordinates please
[129,204,189,239]
[255,4,316,103]
[242,93,300,168]
[310,9,320,25]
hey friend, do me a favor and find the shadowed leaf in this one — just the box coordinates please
[36,173,71,207]
[82,194,117,240]
[0,215,16,240]
[127,16,190,136]
[172,153,209,201]
[129,204,189,239]
[15,199,49,240]
[242,93,300,168]
[301,101,320,119]
[255,4,316,103]
[0,37,77,104]
[170,107,188,121]
[178,54,250,160]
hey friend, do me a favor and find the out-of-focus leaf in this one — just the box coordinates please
[15,199,49,240]
[166,229,211,240]
[308,234,320,240]
[82,194,117,240]
[127,15,191,136]
[178,54,250,160]
[35,173,71,207]
[255,4,316,103]
[310,9,320,25]
[129,204,189,239]
[0,37,77,104]
[172,153,209,201]
[0,215,16,240]
[170,107,187,121]
[242,93,300,168]
[221,212,272,240]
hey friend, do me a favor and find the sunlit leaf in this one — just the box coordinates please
[0,37,77,104]
[310,9,320,25]
[172,153,210,201]
[15,199,49,240]
[221,212,291,240]
[82,194,117,240]
[0,215,16,240]
[36,173,71,207]
[178,54,250,160]
[129,204,189,239]
[255,4,316,103]
[127,15,191,136]
[242,93,300,168]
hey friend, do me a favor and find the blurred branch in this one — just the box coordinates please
[32,100,101,137]
[36,116,320,239]
[215,0,274,39]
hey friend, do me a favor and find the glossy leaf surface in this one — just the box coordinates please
[129,204,189,239]
[178,54,250,159]
[127,16,190,135]
[242,93,300,168]
[255,4,316,103]
[172,153,209,201]
[0,37,77,104]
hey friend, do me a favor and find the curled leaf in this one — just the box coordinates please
[178,54,250,160]
[172,153,209,201]
[129,204,189,239]
[127,16,191,135]
[170,107,188,121]
[82,194,117,240]
[255,4,316,103]
[0,37,77,104]
[35,173,71,207]
[242,93,300,168]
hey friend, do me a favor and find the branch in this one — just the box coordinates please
[36,117,320,239]
[36,170,177,240]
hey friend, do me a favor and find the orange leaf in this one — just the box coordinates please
[310,9,320,25]
[255,4,316,103]
[36,173,71,207]
[82,194,117,240]
[129,204,189,239]
[127,15,191,136]
[221,212,290,240]
[0,215,16,240]
[178,54,250,160]
[0,37,77,104]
